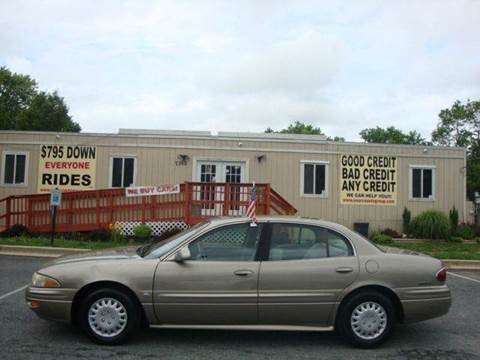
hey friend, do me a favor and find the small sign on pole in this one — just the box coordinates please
[50,188,62,246]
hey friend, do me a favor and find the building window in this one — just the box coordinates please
[301,161,328,197]
[410,166,435,200]
[111,157,135,188]
[2,152,28,186]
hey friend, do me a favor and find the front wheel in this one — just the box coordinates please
[79,288,141,345]
[336,291,395,348]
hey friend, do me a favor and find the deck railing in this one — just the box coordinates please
[0,182,297,233]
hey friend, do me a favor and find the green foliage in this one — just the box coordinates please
[110,228,127,243]
[370,231,393,244]
[265,121,345,141]
[402,207,411,235]
[431,99,478,148]
[359,126,429,145]
[449,206,459,234]
[475,237,480,243]
[0,236,135,250]
[447,236,463,243]
[17,91,80,132]
[380,228,401,238]
[0,66,80,132]
[1,224,30,237]
[88,229,111,242]
[133,224,152,240]
[455,223,475,240]
[431,99,480,199]
[410,210,451,240]
[0,67,37,130]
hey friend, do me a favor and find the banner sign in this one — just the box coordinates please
[37,145,97,193]
[125,184,180,197]
[340,154,397,206]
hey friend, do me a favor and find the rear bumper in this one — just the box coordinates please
[397,285,451,323]
[25,286,75,323]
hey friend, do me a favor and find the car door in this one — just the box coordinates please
[258,222,359,326]
[153,222,263,325]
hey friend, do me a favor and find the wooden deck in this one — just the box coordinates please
[0,182,297,233]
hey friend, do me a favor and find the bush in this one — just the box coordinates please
[449,206,459,234]
[475,237,480,243]
[447,236,463,243]
[455,223,475,240]
[402,208,411,235]
[88,229,111,242]
[470,224,480,237]
[410,210,451,240]
[1,224,30,237]
[380,228,401,238]
[371,232,393,245]
[133,224,152,241]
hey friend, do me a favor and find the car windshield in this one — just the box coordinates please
[139,222,209,258]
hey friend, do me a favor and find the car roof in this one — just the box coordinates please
[206,216,349,231]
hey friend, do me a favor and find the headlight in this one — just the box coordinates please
[31,272,61,288]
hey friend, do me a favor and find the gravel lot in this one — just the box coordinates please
[1,255,479,360]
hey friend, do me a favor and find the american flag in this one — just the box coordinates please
[246,183,257,222]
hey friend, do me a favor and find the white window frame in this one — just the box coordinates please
[409,165,436,201]
[193,157,249,182]
[109,155,137,188]
[1,151,29,187]
[300,160,329,198]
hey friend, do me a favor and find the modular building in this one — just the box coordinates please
[0,129,468,234]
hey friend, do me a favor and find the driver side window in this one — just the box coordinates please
[188,223,263,261]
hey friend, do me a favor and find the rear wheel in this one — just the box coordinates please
[336,291,395,348]
[79,288,141,345]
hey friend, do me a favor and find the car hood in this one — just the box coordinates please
[43,246,141,267]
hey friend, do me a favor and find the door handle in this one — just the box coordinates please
[234,269,254,277]
[335,266,353,273]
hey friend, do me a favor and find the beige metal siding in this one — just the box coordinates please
[0,131,466,233]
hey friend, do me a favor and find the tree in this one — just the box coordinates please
[17,91,80,132]
[265,121,345,141]
[279,121,323,135]
[431,99,480,199]
[0,66,80,132]
[431,100,475,147]
[359,126,429,145]
[0,67,37,130]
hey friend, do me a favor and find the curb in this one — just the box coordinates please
[0,245,89,258]
[442,259,480,271]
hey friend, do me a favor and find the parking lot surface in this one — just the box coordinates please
[1,255,479,360]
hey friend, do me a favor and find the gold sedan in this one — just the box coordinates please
[26,217,451,348]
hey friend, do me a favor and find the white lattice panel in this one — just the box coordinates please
[114,221,188,236]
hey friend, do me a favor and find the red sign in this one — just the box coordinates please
[125,184,180,197]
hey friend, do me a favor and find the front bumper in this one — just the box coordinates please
[25,286,76,323]
[397,285,452,323]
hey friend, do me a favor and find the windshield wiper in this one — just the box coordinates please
[136,243,153,257]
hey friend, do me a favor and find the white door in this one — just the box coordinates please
[195,161,247,215]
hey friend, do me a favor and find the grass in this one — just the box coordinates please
[0,236,141,250]
[386,241,480,260]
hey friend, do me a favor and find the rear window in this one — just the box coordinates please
[268,223,354,261]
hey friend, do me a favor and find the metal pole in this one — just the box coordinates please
[51,205,57,247]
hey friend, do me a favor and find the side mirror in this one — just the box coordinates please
[173,247,191,263]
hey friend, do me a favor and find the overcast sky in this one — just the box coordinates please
[1,1,479,141]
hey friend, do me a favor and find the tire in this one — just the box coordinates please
[79,288,141,345]
[336,291,395,348]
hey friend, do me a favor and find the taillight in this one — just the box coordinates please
[436,268,447,282]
